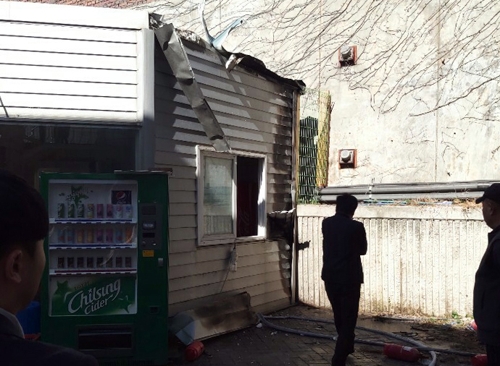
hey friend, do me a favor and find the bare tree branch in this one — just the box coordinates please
[143,0,500,121]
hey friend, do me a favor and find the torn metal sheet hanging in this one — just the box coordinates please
[154,23,230,152]
[198,0,244,55]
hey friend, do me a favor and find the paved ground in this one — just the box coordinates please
[167,304,459,366]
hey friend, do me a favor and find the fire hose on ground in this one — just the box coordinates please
[257,313,489,365]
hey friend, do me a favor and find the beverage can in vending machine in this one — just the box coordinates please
[86,257,94,268]
[76,229,85,244]
[125,257,132,268]
[97,257,104,268]
[86,229,94,244]
[106,204,114,219]
[67,257,75,268]
[86,204,95,219]
[95,229,104,243]
[57,203,65,219]
[77,257,84,268]
[77,204,85,218]
[105,228,114,244]
[106,258,113,268]
[96,204,104,219]
[57,257,65,269]
[115,228,123,243]
[124,205,133,219]
[66,228,75,244]
[68,203,76,219]
[125,226,134,244]
[57,228,66,244]
[115,257,123,268]
[114,205,123,219]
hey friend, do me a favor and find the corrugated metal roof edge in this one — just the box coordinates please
[175,28,306,94]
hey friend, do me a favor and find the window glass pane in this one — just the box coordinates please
[0,124,136,187]
[204,156,233,235]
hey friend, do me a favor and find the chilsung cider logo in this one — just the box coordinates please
[52,277,134,316]
[68,279,121,315]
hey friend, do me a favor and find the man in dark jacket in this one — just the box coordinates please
[0,170,98,366]
[322,194,367,366]
[475,183,500,366]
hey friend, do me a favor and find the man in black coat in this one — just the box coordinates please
[474,183,500,366]
[0,170,98,366]
[322,194,367,366]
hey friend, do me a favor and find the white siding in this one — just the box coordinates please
[297,204,487,317]
[154,39,296,315]
[0,2,151,124]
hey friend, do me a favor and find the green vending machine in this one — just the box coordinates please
[39,172,169,365]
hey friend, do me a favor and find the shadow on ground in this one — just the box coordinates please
[168,304,485,366]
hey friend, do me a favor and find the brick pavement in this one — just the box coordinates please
[168,304,434,366]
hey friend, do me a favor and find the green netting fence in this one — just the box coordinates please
[298,116,319,202]
[298,90,331,203]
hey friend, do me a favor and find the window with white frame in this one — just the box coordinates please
[197,147,266,246]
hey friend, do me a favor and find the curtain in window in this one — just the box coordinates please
[203,156,233,235]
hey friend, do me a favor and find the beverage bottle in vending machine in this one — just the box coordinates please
[105,229,114,244]
[76,229,85,244]
[125,226,133,244]
[68,203,76,219]
[114,205,123,219]
[57,228,66,244]
[95,229,104,244]
[106,204,114,219]
[57,203,65,219]
[115,228,123,244]
[67,228,75,244]
[86,204,95,219]
[96,204,104,219]
[86,229,94,244]
[124,204,133,219]
[77,204,85,218]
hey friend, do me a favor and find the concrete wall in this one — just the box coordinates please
[298,204,488,317]
[324,2,500,186]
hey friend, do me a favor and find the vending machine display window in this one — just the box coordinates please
[47,180,139,317]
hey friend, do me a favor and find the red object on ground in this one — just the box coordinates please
[471,320,478,331]
[24,334,40,341]
[185,340,205,362]
[471,354,488,366]
[383,343,420,362]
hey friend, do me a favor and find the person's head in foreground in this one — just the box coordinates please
[0,170,48,315]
